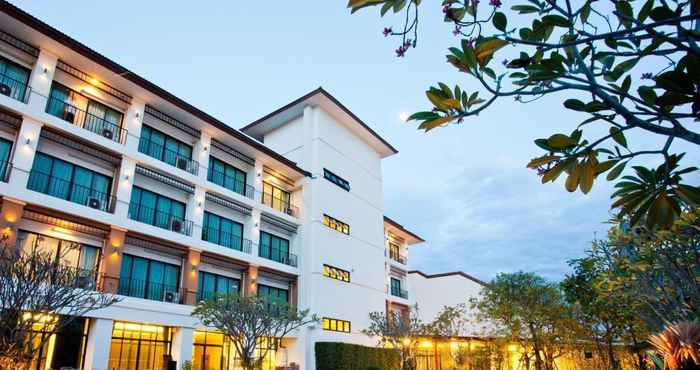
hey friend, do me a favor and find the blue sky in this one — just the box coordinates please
[12,1,698,281]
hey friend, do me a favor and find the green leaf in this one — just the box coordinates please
[615,1,633,28]
[606,161,627,181]
[419,115,456,131]
[474,38,508,67]
[542,15,572,28]
[563,99,586,111]
[348,0,386,13]
[427,91,451,111]
[610,127,628,148]
[638,0,654,22]
[649,6,676,21]
[511,4,540,14]
[493,12,507,32]
[580,3,590,23]
[547,133,577,149]
[638,86,657,105]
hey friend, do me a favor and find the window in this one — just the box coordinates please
[391,277,406,298]
[258,231,291,265]
[129,186,188,234]
[193,331,278,370]
[202,212,244,251]
[322,318,351,333]
[323,264,350,283]
[138,125,193,171]
[108,322,172,370]
[118,254,181,302]
[0,55,30,102]
[197,271,240,301]
[16,231,101,278]
[46,83,124,141]
[389,242,405,264]
[28,152,113,212]
[322,214,349,235]
[28,316,89,370]
[208,156,247,196]
[262,181,291,214]
[257,284,289,305]
[323,168,350,191]
[0,137,12,181]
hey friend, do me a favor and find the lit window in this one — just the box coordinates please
[323,264,350,283]
[322,318,351,333]
[322,214,349,235]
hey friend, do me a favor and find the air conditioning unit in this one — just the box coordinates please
[86,196,103,210]
[176,157,189,171]
[0,84,10,96]
[64,111,75,122]
[101,128,114,140]
[76,274,96,290]
[169,217,184,233]
[163,290,180,303]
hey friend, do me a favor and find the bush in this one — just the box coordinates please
[315,342,400,370]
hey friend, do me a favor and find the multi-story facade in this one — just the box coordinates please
[0,2,429,370]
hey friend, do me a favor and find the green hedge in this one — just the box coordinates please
[315,342,400,370]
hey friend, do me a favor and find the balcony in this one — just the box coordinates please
[45,97,127,144]
[117,277,183,304]
[0,160,10,182]
[27,170,116,213]
[391,288,408,299]
[261,191,299,217]
[128,203,193,236]
[138,136,199,176]
[207,167,254,199]
[389,250,407,265]
[0,71,30,103]
[202,227,253,254]
[259,248,298,267]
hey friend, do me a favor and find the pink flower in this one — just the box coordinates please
[442,5,450,13]
[453,26,461,36]
[490,0,502,7]
[396,46,406,57]
[383,27,392,37]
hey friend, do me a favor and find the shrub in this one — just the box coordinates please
[315,342,400,370]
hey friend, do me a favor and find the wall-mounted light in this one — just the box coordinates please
[135,112,141,118]
[254,222,259,228]
[42,67,48,75]
[25,138,31,145]
[124,174,130,181]
[256,172,262,178]
[198,201,202,208]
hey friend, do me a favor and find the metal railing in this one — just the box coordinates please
[0,160,10,182]
[45,97,127,144]
[207,167,254,199]
[117,277,183,304]
[27,170,116,213]
[138,136,199,176]
[389,250,407,264]
[258,247,298,267]
[201,227,252,254]
[260,191,299,217]
[391,288,409,299]
[58,266,99,290]
[0,71,30,103]
[128,203,193,236]
[196,289,241,302]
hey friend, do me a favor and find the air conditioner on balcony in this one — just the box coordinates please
[163,290,180,303]
[76,274,96,290]
[86,196,103,210]
[0,84,10,96]
[169,217,184,233]
[101,128,114,140]
[176,157,189,171]
[63,111,75,122]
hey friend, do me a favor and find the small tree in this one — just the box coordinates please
[192,294,317,370]
[0,238,119,369]
[425,304,472,367]
[363,304,425,370]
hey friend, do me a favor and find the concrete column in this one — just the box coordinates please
[82,318,114,370]
[186,186,206,238]
[244,264,258,297]
[193,131,211,182]
[288,279,298,306]
[183,248,200,305]
[10,117,42,189]
[171,327,194,368]
[101,227,126,294]
[113,157,136,219]
[250,161,263,202]
[123,98,145,153]
[27,49,58,112]
[0,197,25,246]
[243,208,260,256]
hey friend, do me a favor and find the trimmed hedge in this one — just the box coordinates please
[315,342,400,370]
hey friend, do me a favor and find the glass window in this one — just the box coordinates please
[258,231,290,264]
[0,137,12,181]
[262,181,291,213]
[16,230,101,279]
[0,55,30,102]
[129,186,187,232]
[257,284,288,305]
[108,322,172,370]
[391,277,403,297]
[322,318,351,333]
[138,125,192,167]
[202,212,244,251]
[322,214,350,235]
[118,254,180,302]
[323,168,351,191]
[28,316,89,370]
[323,264,351,283]
[27,152,113,211]
[208,156,247,196]
[197,271,240,301]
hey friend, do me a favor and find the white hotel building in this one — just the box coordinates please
[0,2,486,370]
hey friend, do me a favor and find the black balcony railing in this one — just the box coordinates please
[128,203,193,236]
[0,160,11,182]
[259,247,298,267]
[207,167,254,199]
[261,191,299,217]
[138,137,199,176]
[27,170,116,213]
[201,227,252,254]
[45,97,127,144]
[196,289,241,302]
[117,277,183,304]
[391,288,408,299]
[57,266,99,290]
[0,71,30,103]
[389,250,406,264]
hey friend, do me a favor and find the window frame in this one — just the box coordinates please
[207,156,247,196]
[322,317,351,333]
[322,214,350,235]
[323,168,350,192]
[197,270,241,301]
[322,264,351,283]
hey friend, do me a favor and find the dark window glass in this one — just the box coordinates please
[139,125,193,168]
[0,137,12,181]
[197,271,240,301]
[257,284,289,305]
[323,168,350,191]
[202,211,244,251]
[129,186,187,232]
[208,156,247,196]
[0,55,30,102]
[258,231,290,264]
[118,254,180,302]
